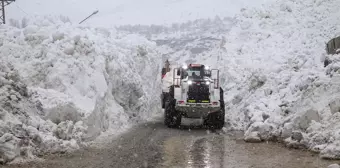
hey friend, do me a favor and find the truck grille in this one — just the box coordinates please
[187,82,210,103]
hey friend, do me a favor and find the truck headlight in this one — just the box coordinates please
[206,81,210,85]
[188,80,192,85]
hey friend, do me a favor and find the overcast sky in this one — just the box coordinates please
[7,0,272,26]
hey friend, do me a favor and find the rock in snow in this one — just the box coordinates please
[291,131,303,142]
[328,164,340,168]
[244,131,262,143]
[329,98,340,114]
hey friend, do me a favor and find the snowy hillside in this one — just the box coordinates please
[0,16,161,163]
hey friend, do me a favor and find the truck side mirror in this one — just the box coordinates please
[177,69,181,76]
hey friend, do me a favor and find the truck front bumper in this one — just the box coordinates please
[175,103,221,118]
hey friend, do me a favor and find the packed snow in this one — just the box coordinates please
[0,16,161,163]
[218,0,340,159]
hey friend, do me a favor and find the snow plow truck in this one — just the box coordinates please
[161,60,225,129]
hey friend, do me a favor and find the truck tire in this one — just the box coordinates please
[216,87,226,129]
[161,93,165,109]
[214,108,225,129]
[205,88,225,129]
[164,97,181,128]
[162,92,170,109]
[205,109,225,130]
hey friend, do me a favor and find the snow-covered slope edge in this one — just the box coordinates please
[0,17,162,163]
[222,0,340,158]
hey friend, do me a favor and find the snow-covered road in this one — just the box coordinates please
[4,119,338,168]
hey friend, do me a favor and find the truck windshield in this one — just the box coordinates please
[182,67,209,79]
[187,70,201,77]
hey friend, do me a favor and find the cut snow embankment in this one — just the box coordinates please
[220,0,340,159]
[0,16,162,163]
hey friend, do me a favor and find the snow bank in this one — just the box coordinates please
[0,16,161,163]
[220,0,340,159]
[328,164,340,168]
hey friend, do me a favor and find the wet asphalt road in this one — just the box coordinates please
[4,119,338,168]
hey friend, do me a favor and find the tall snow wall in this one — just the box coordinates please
[0,16,162,163]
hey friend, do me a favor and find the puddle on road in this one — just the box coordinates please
[159,134,337,168]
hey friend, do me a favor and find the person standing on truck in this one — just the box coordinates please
[162,60,170,78]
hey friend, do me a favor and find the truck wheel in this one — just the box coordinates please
[205,107,225,130]
[210,88,225,129]
[161,93,165,109]
[214,108,225,129]
[162,92,169,109]
[164,98,181,128]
